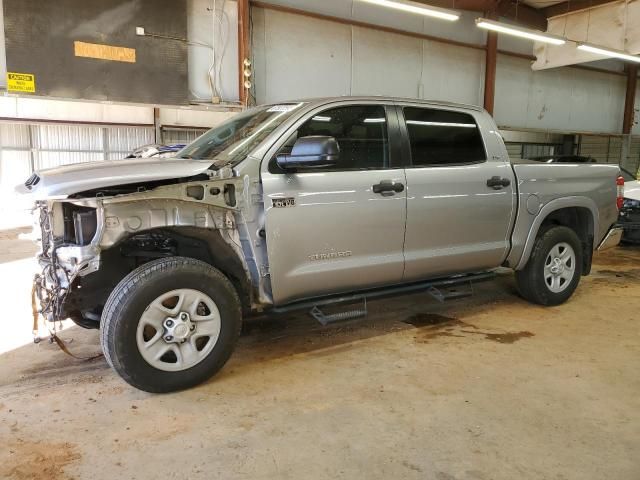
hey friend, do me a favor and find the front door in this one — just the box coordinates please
[399,104,516,281]
[261,103,407,305]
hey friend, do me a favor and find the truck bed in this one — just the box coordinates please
[505,161,620,269]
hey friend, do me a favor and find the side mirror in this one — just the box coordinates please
[276,136,339,170]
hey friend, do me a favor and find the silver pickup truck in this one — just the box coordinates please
[22,97,623,392]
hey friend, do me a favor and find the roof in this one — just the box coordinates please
[274,95,485,112]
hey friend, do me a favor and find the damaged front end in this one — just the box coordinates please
[32,199,105,328]
[29,169,273,333]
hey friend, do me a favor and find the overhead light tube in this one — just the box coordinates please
[476,18,566,45]
[360,0,460,21]
[577,43,640,63]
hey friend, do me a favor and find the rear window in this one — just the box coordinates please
[403,107,486,167]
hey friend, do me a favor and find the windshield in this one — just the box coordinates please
[177,103,305,167]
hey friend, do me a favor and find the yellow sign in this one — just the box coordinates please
[74,41,136,63]
[7,72,35,93]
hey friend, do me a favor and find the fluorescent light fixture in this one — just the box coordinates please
[360,0,460,21]
[312,116,332,122]
[577,43,640,63]
[476,18,566,45]
[407,120,475,128]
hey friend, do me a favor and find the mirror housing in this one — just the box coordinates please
[276,136,339,170]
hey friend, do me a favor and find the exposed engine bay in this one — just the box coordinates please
[31,169,271,330]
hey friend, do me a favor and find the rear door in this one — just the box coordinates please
[398,104,516,281]
[261,102,407,305]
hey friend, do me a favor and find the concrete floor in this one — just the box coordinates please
[0,229,639,480]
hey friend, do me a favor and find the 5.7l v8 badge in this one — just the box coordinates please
[272,197,295,208]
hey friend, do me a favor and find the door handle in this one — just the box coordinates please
[373,180,404,196]
[486,176,511,190]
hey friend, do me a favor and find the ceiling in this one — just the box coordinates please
[520,0,565,9]
[414,0,620,29]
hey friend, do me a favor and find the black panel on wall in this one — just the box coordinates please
[3,0,188,105]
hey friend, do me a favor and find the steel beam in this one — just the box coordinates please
[623,64,638,134]
[484,25,498,115]
[238,0,250,107]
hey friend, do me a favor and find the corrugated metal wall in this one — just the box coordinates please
[162,127,208,145]
[505,132,640,175]
[251,4,627,135]
[578,135,622,164]
[0,122,154,189]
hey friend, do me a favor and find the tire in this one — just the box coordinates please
[515,225,583,306]
[100,257,242,393]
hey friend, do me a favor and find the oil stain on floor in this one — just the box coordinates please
[404,313,534,344]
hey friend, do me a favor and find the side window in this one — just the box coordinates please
[403,107,486,167]
[272,105,390,172]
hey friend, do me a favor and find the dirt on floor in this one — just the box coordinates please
[0,229,639,480]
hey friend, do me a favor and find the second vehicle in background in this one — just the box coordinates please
[619,168,640,244]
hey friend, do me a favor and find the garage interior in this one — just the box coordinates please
[0,0,639,479]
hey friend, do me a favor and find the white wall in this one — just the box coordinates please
[252,8,485,106]
[494,55,626,133]
[187,0,240,103]
[0,0,633,135]
[252,3,631,135]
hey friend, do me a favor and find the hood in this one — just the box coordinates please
[625,179,640,202]
[16,156,214,198]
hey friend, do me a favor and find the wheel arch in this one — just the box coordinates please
[514,197,599,273]
[64,226,254,321]
[116,226,254,314]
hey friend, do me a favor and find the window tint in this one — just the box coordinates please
[275,105,389,171]
[403,107,486,167]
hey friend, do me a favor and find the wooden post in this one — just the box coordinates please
[238,0,250,107]
[623,64,638,134]
[483,29,498,115]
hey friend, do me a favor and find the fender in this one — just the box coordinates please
[513,196,599,271]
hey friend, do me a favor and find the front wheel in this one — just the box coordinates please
[515,226,583,306]
[100,257,242,393]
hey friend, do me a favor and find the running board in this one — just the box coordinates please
[426,285,473,303]
[271,271,495,317]
[310,299,368,326]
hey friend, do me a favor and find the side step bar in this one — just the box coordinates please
[310,299,368,326]
[271,271,496,324]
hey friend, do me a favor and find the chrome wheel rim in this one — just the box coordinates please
[544,242,576,293]
[136,289,221,372]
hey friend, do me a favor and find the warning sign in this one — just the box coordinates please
[7,72,35,93]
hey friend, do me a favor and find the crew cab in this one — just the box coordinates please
[21,97,623,392]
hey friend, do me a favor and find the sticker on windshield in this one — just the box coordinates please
[267,104,298,113]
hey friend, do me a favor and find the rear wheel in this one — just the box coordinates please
[515,226,583,306]
[100,257,242,392]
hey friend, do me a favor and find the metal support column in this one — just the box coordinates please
[238,0,250,107]
[153,107,162,144]
[623,64,638,135]
[483,29,497,115]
